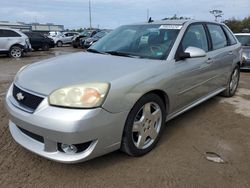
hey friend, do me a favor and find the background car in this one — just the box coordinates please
[0,27,31,58]
[235,33,250,70]
[24,32,55,51]
[83,30,112,48]
[49,32,79,47]
[72,30,99,48]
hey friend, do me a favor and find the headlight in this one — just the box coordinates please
[242,52,248,62]
[49,83,110,108]
[25,38,30,43]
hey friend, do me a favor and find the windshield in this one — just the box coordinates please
[93,31,108,38]
[235,35,250,46]
[89,24,180,60]
[80,31,91,37]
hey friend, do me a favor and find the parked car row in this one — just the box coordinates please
[0,27,57,58]
[235,33,250,70]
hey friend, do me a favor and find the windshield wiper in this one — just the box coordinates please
[104,51,140,58]
[87,49,107,54]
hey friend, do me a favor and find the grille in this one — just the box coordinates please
[18,126,44,143]
[12,85,44,111]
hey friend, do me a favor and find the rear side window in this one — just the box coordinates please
[207,24,227,50]
[0,30,4,37]
[3,30,21,37]
[33,33,44,38]
[222,26,237,45]
[181,24,209,52]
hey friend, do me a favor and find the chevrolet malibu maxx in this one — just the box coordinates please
[5,20,241,163]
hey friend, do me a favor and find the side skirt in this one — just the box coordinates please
[166,87,226,122]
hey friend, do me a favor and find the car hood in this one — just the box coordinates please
[15,52,161,95]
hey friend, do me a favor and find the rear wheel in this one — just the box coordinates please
[57,41,63,47]
[9,46,23,58]
[221,65,240,97]
[42,43,49,51]
[121,93,166,156]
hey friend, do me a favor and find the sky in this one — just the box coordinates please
[0,0,249,29]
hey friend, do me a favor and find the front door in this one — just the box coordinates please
[173,24,214,111]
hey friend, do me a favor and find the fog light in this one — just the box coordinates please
[61,144,78,154]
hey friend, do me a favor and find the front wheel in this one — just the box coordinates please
[42,44,49,51]
[221,65,240,97]
[121,93,166,156]
[57,41,63,47]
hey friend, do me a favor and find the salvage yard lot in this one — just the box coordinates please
[0,47,250,188]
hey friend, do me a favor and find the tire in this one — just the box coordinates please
[221,65,240,97]
[57,41,63,47]
[121,93,166,156]
[9,46,23,58]
[42,44,49,51]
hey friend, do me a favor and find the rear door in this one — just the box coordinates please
[63,33,74,43]
[0,29,21,51]
[173,23,215,110]
[34,33,46,48]
[205,23,236,88]
[0,29,8,50]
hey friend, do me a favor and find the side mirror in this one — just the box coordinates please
[179,46,206,59]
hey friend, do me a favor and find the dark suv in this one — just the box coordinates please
[72,30,99,48]
[24,32,55,51]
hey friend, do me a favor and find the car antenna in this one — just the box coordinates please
[148,17,154,23]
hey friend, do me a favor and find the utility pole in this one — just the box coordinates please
[209,10,223,22]
[147,9,149,21]
[89,0,92,29]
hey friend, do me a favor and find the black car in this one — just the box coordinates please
[72,30,99,48]
[24,32,55,51]
[83,30,112,48]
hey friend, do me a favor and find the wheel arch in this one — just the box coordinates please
[9,43,25,51]
[142,89,170,114]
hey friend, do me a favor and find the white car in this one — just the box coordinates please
[0,27,31,58]
[49,32,79,47]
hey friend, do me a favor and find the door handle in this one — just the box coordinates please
[228,51,233,55]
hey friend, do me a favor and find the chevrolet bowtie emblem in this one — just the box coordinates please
[16,92,25,101]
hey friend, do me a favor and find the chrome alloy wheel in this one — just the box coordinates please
[132,102,162,149]
[10,47,22,58]
[229,68,239,94]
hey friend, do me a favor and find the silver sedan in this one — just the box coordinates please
[5,20,241,163]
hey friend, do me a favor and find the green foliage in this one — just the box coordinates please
[224,17,250,33]
[162,14,191,20]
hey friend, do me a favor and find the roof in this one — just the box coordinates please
[235,33,250,36]
[131,19,223,26]
[0,27,20,31]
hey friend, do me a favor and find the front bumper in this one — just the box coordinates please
[5,84,128,163]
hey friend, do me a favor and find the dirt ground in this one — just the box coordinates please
[0,47,250,188]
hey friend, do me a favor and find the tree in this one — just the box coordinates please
[224,16,250,33]
[162,14,190,20]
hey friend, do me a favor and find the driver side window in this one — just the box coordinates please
[182,24,208,52]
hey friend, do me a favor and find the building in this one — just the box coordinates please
[0,21,64,33]
[28,23,64,33]
[0,21,31,31]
